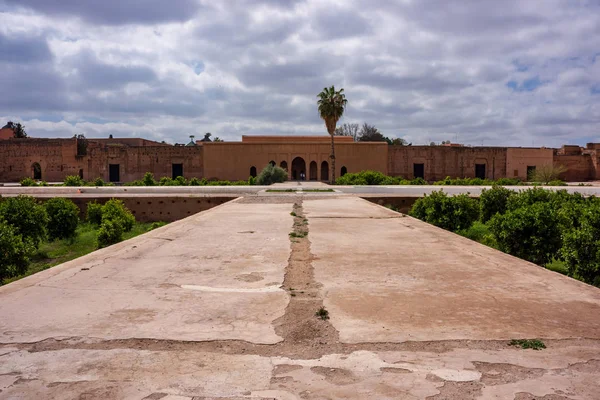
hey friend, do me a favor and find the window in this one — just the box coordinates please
[250,166,257,177]
[172,163,183,179]
[109,164,120,182]
[527,166,536,180]
[413,163,425,179]
[340,166,347,176]
[475,164,486,179]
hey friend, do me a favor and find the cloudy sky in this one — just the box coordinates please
[0,0,599,147]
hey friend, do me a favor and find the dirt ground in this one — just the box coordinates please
[1,194,599,399]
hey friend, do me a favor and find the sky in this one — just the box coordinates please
[0,0,599,147]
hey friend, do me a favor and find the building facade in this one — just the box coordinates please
[0,132,599,183]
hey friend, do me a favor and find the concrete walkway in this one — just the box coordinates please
[1,196,600,399]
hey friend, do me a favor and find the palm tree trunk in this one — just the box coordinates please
[330,134,336,184]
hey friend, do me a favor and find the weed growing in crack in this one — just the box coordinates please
[509,339,546,350]
[315,307,330,320]
[290,211,297,217]
[289,232,307,238]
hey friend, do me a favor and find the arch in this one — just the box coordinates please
[250,166,257,177]
[341,166,347,176]
[269,160,276,167]
[309,161,318,181]
[291,157,306,181]
[280,160,288,172]
[321,161,329,182]
[32,162,42,180]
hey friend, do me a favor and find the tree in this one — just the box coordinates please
[317,86,348,184]
[334,123,359,141]
[0,221,33,281]
[529,164,568,184]
[4,121,27,138]
[74,134,88,156]
[386,137,408,146]
[44,198,80,241]
[213,137,224,142]
[357,123,386,142]
[0,195,48,247]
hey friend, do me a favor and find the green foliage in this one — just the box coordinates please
[547,180,567,186]
[44,198,80,241]
[509,339,546,350]
[256,164,288,185]
[148,221,167,231]
[410,177,427,185]
[97,219,124,248]
[63,175,85,186]
[0,221,33,281]
[174,176,188,185]
[101,199,135,232]
[480,186,514,222]
[20,177,38,186]
[86,201,103,225]
[248,176,257,185]
[506,187,555,211]
[409,190,479,232]
[89,177,113,186]
[0,195,48,247]
[315,306,330,320]
[489,202,561,266]
[433,176,522,186]
[560,206,600,286]
[189,177,204,186]
[143,172,157,186]
[529,165,567,184]
[457,221,498,249]
[159,177,175,186]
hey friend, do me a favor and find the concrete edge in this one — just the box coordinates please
[0,197,242,295]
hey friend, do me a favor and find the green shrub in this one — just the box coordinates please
[97,219,124,248]
[63,175,85,186]
[44,198,80,241]
[86,201,103,225]
[0,221,34,281]
[101,199,135,232]
[142,172,157,186]
[256,164,288,185]
[0,195,48,247]
[20,177,38,186]
[489,202,561,266]
[457,221,498,249]
[174,176,188,185]
[159,177,176,186]
[560,205,600,286]
[148,221,167,231]
[480,185,514,222]
[547,180,567,186]
[495,178,522,186]
[409,190,479,232]
[506,187,554,211]
[189,177,203,186]
[410,177,427,185]
[248,176,256,185]
[88,177,112,186]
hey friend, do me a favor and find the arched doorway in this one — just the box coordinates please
[291,157,306,180]
[309,161,318,181]
[321,161,329,182]
[280,161,288,172]
[250,166,257,177]
[341,166,347,176]
[32,163,41,180]
[269,160,276,167]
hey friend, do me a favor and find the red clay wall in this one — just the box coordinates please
[554,154,594,182]
[388,146,507,181]
[202,142,388,181]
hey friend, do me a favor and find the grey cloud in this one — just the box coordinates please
[311,8,372,39]
[0,32,52,63]
[72,53,157,89]
[2,0,201,25]
[0,64,67,111]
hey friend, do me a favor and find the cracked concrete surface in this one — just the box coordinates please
[1,195,600,399]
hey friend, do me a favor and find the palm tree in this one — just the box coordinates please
[317,86,347,184]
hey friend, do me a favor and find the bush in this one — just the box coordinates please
[174,176,188,186]
[0,221,34,281]
[63,175,85,186]
[547,180,567,186]
[256,164,287,185]
[489,202,562,266]
[86,201,103,225]
[530,165,568,184]
[480,185,514,222]
[97,219,124,248]
[457,221,498,249]
[88,177,112,186]
[0,195,48,247]
[189,177,204,186]
[101,199,135,232]
[159,177,176,186]
[248,176,256,185]
[560,205,600,286]
[142,172,157,186]
[410,177,427,185]
[20,177,38,186]
[148,221,167,231]
[409,190,479,232]
[506,187,555,211]
[44,198,80,241]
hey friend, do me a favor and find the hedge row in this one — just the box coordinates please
[409,187,600,287]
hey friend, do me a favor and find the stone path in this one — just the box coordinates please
[1,196,600,399]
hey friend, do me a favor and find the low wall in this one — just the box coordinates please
[36,196,238,222]
[361,196,420,214]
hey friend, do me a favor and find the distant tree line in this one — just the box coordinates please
[334,122,410,145]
